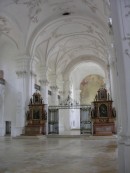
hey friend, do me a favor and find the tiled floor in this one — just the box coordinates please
[0,136,118,173]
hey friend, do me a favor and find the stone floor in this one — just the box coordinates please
[0,136,118,173]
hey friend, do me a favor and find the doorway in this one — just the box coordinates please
[5,121,11,135]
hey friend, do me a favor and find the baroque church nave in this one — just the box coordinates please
[0,0,130,172]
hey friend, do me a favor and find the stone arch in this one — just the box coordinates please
[63,55,107,82]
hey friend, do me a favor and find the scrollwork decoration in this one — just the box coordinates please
[13,0,42,23]
[0,16,10,34]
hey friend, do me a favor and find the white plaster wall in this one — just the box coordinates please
[110,0,130,172]
[70,109,80,129]
[70,62,105,102]
[0,35,19,136]
[48,95,52,106]
[59,109,71,134]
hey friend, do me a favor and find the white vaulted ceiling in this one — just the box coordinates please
[0,0,111,85]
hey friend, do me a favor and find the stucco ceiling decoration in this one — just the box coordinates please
[0,0,111,84]
[13,0,42,23]
[63,55,107,81]
[32,14,110,79]
[34,17,108,57]
[82,0,97,13]
[49,0,76,14]
[27,0,110,54]
[0,16,10,34]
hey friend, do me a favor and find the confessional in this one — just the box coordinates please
[91,88,116,135]
[25,91,47,135]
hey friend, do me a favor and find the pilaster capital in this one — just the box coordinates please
[39,79,49,86]
[15,55,31,72]
[50,85,58,91]
[59,90,64,95]
[16,71,27,78]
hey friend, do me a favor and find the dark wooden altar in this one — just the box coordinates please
[91,88,116,136]
[24,91,47,136]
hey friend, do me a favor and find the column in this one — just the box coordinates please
[38,65,48,104]
[59,91,64,105]
[75,89,81,105]
[50,86,58,106]
[57,80,64,105]
[39,65,49,134]
[63,79,72,101]
[30,58,37,97]
[109,59,120,133]
[14,56,31,136]
[50,74,59,106]
[0,79,5,136]
[110,0,130,172]
[105,65,111,94]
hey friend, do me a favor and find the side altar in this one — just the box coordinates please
[91,88,116,135]
[24,91,47,136]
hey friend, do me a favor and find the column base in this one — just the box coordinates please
[0,127,5,136]
[11,127,23,137]
[118,135,130,173]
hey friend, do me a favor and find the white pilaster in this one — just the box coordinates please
[49,74,59,106]
[14,56,31,136]
[75,89,81,105]
[50,86,59,106]
[105,65,111,94]
[110,0,130,172]
[39,65,49,134]
[57,80,64,105]
[0,82,5,136]
[63,80,72,100]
